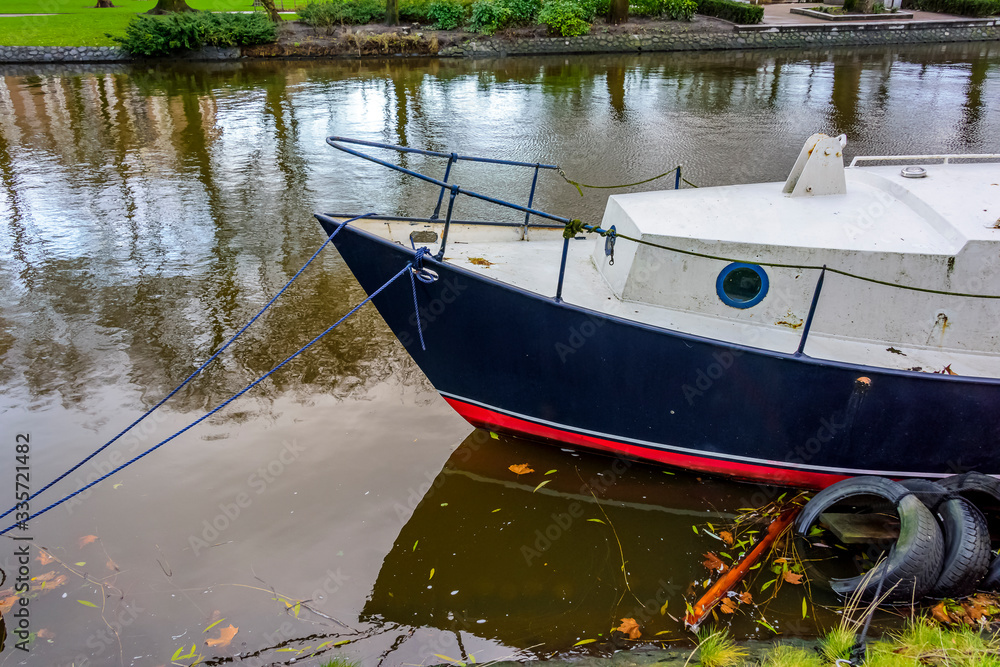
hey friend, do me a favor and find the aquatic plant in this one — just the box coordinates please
[690,628,747,667]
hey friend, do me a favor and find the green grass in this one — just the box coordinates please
[0,0,298,46]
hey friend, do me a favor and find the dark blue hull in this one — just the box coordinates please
[322,221,1000,488]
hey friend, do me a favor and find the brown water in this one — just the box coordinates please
[1,44,999,666]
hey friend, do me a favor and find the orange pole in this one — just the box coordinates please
[684,508,799,630]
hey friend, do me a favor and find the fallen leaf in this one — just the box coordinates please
[739,591,753,605]
[36,551,55,565]
[533,480,552,493]
[205,624,238,648]
[47,575,68,590]
[719,531,734,546]
[616,617,641,640]
[31,571,58,583]
[573,638,597,646]
[468,257,494,267]
[78,535,99,548]
[106,559,119,572]
[782,571,804,585]
[931,601,951,625]
[720,598,737,614]
[78,600,98,608]
[659,600,668,615]
[0,596,17,614]
[702,552,728,573]
[508,463,534,476]
[37,628,54,639]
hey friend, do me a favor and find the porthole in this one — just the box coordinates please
[716,262,768,309]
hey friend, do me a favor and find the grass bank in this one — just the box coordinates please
[0,0,298,47]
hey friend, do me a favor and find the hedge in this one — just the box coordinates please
[911,0,1000,16]
[696,0,764,23]
[108,12,277,56]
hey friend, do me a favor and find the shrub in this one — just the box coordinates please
[427,0,467,27]
[695,0,764,23]
[298,0,384,26]
[502,0,543,22]
[109,12,277,56]
[399,0,434,21]
[632,0,696,18]
[469,1,513,32]
[538,0,591,35]
[912,0,1000,15]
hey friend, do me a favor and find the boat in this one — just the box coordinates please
[316,134,1000,489]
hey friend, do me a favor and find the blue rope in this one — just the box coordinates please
[409,247,430,351]
[0,213,373,525]
[0,260,411,536]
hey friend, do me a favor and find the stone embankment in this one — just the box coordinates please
[0,17,997,63]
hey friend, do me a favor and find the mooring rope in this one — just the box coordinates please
[0,213,376,526]
[557,166,698,197]
[567,220,1000,300]
[0,257,418,537]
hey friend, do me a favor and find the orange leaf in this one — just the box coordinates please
[78,535,99,548]
[702,552,728,573]
[719,531,734,546]
[32,571,58,583]
[720,598,738,614]
[616,617,641,640]
[0,596,17,614]
[782,571,804,585]
[931,601,951,625]
[106,559,119,572]
[47,575,68,590]
[36,551,55,565]
[739,591,753,605]
[508,463,534,476]
[206,624,238,648]
[37,628,54,639]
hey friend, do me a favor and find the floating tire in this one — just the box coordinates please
[794,476,944,602]
[899,478,991,598]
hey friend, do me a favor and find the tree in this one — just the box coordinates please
[609,0,627,24]
[146,0,197,14]
[260,0,280,21]
[94,0,116,7]
[386,0,399,25]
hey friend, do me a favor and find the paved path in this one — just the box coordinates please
[0,14,58,17]
[762,2,975,25]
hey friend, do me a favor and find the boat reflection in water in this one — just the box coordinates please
[362,430,837,656]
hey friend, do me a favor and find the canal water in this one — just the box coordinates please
[1,43,999,666]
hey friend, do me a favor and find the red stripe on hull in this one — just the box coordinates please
[443,397,848,489]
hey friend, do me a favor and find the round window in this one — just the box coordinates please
[716,263,768,308]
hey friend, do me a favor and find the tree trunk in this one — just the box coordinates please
[854,0,875,12]
[94,0,115,7]
[146,0,197,14]
[609,0,628,24]
[260,0,280,22]
[385,0,399,25]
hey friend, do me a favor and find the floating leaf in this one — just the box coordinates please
[783,571,804,585]
[440,503,448,507]
[616,617,641,640]
[760,578,776,592]
[36,551,55,565]
[205,624,238,648]
[74,562,86,567]
[533,480,552,493]
[491,509,501,513]
[587,518,605,524]
[739,591,753,605]
[77,600,98,608]
[31,571,58,582]
[334,639,351,647]
[204,618,225,633]
[413,540,419,551]
[508,463,534,475]
[659,600,668,615]
[434,653,465,665]
[655,630,672,635]
[545,469,557,475]
[662,471,674,475]
[756,619,778,634]
[77,535,98,548]
[172,644,197,661]
[0,596,16,614]
[573,638,597,646]
[720,598,737,614]
[106,558,119,572]
[802,597,808,619]
[429,568,435,580]
[489,432,499,440]
[719,531,734,546]
[702,552,728,573]
[692,525,699,536]
[113,483,123,489]
[292,602,301,618]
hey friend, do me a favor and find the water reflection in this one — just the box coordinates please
[364,431,841,657]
